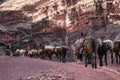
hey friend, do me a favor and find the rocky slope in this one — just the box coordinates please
[0,0,97,32]
[68,24,120,46]
[0,0,120,44]
[0,0,120,30]
[0,0,94,43]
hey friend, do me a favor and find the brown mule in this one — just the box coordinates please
[113,40,120,64]
[83,37,99,69]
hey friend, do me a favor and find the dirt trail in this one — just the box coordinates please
[0,56,120,80]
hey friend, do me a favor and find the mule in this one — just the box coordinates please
[113,40,120,64]
[15,49,27,57]
[75,37,85,62]
[98,39,114,66]
[43,45,55,60]
[38,45,68,62]
[5,49,12,56]
[38,45,56,60]
[54,46,63,61]
[60,46,69,62]
[28,49,38,58]
[74,46,83,62]
[83,37,99,69]
[47,46,69,62]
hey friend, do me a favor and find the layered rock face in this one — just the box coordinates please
[0,0,96,33]
[0,10,31,26]
[0,0,120,43]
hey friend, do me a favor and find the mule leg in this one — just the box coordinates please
[91,54,97,69]
[91,54,94,69]
[58,52,62,62]
[94,54,97,68]
[111,53,114,64]
[62,52,66,63]
[85,54,88,67]
[49,53,52,60]
[98,47,103,66]
[78,54,83,62]
[99,56,103,66]
[42,53,46,59]
[77,54,80,62]
[80,49,83,61]
[118,52,120,64]
[104,53,108,66]
[88,54,91,64]
[56,53,60,61]
[80,54,83,61]
[35,52,38,58]
[60,55,62,62]
[115,52,118,64]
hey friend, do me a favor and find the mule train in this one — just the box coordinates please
[0,36,69,62]
[75,36,120,69]
[3,43,69,63]
[1,34,120,68]
[27,45,69,62]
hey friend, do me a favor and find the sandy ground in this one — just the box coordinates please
[0,56,120,80]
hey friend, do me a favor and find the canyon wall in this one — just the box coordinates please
[0,0,120,43]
